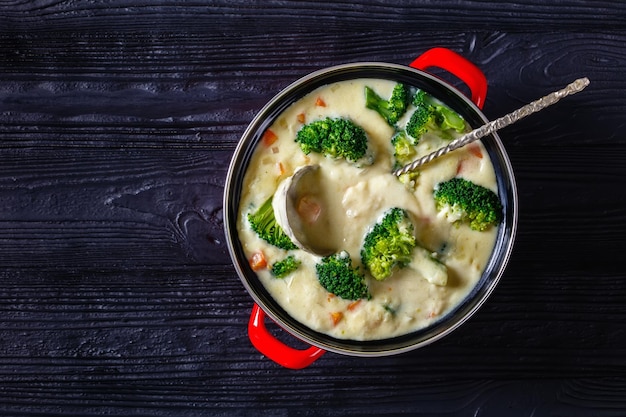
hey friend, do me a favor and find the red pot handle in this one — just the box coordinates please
[410,47,488,109]
[248,303,326,369]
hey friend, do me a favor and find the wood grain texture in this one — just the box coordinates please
[1,1,626,33]
[1,1,626,415]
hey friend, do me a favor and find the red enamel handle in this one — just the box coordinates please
[248,304,326,369]
[410,47,488,109]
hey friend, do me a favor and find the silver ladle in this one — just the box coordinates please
[394,77,590,175]
[275,78,590,256]
[273,164,336,256]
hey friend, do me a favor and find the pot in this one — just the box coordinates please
[223,48,518,369]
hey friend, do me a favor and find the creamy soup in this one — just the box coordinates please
[237,79,499,340]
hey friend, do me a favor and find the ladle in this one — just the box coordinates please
[273,164,336,256]
[394,77,590,175]
[275,78,590,256]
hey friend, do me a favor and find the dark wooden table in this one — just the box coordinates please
[1,2,626,415]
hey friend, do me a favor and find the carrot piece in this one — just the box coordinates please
[456,161,464,175]
[347,300,362,311]
[457,152,480,174]
[315,97,326,107]
[276,162,285,176]
[468,144,483,159]
[249,251,267,271]
[296,195,321,224]
[330,312,343,326]
[296,113,306,123]
[261,129,278,146]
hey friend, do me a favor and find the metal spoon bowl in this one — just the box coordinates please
[273,164,336,256]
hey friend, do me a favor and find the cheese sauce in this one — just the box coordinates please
[237,79,499,340]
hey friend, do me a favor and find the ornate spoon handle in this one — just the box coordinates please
[393,77,590,176]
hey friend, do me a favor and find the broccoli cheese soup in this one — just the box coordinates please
[236,78,500,341]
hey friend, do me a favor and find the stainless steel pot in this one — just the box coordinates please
[223,48,518,369]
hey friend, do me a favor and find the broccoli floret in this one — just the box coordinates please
[360,208,416,281]
[406,101,436,141]
[434,177,503,231]
[365,83,410,126]
[391,132,421,189]
[397,170,420,191]
[295,117,371,164]
[391,131,417,167]
[434,105,466,132]
[406,90,466,141]
[247,196,297,250]
[360,208,448,285]
[316,251,370,300]
[294,121,323,155]
[271,255,301,278]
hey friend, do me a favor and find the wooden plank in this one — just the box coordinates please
[1,1,626,32]
[0,3,626,414]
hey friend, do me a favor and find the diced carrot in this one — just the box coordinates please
[276,162,285,176]
[347,300,362,311]
[330,311,343,326]
[249,251,267,271]
[468,144,483,159]
[327,293,335,302]
[261,129,278,146]
[456,160,464,175]
[297,113,306,123]
[297,195,321,224]
[315,97,326,107]
[457,154,480,174]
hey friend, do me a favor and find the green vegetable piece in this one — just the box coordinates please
[360,208,449,284]
[360,208,416,281]
[382,304,397,315]
[365,83,410,126]
[295,117,371,164]
[407,89,466,140]
[397,170,420,191]
[407,90,433,139]
[391,131,421,188]
[434,177,503,231]
[316,251,370,300]
[271,255,301,278]
[391,131,417,167]
[434,105,466,132]
[248,196,298,250]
